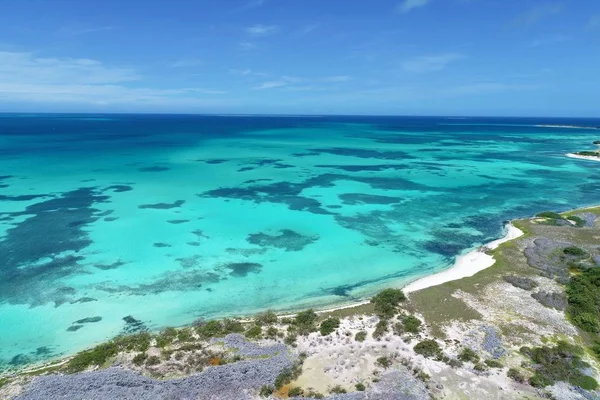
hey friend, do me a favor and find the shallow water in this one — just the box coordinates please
[1,114,599,368]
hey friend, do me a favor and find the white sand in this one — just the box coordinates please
[403,223,524,293]
[566,153,600,162]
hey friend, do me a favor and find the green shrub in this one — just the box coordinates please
[66,342,119,373]
[355,382,366,391]
[284,333,297,346]
[294,310,318,335]
[507,368,525,383]
[447,358,463,368]
[114,332,152,352]
[288,386,304,397]
[521,341,598,390]
[320,318,340,336]
[473,363,487,372]
[222,319,245,334]
[458,348,480,363]
[305,390,324,398]
[376,356,392,368]
[414,339,442,359]
[132,352,148,366]
[402,315,422,334]
[196,320,224,338]
[146,355,161,366]
[576,151,600,157]
[536,211,563,219]
[274,363,303,389]
[330,385,347,394]
[567,216,585,227]
[371,289,406,317]
[266,326,279,339]
[259,385,274,397]
[566,268,600,333]
[373,319,388,340]
[484,359,503,368]
[177,328,194,342]
[245,325,262,339]
[255,311,278,326]
[355,331,367,342]
[563,246,588,258]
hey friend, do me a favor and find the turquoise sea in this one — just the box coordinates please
[1,114,599,369]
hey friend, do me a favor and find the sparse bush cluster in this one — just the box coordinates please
[566,268,600,333]
[371,289,406,318]
[458,348,479,363]
[319,317,340,336]
[355,331,367,342]
[520,341,598,390]
[413,339,442,359]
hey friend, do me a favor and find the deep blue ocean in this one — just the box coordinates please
[0,113,599,369]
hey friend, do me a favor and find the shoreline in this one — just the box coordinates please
[403,222,524,293]
[311,222,524,315]
[566,153,600,162]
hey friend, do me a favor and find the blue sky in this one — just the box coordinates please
[0,0,598,116]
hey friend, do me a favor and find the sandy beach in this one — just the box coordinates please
[404,223,524,293]
[566,153,600,162]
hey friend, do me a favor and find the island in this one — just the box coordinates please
[2,208,600,400]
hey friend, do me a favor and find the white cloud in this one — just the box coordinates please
[402,53,464,73]
[58,26,115,36]
[528,34,571,47]
[396,0,431,14]
[295,24,320,37]
[589,14,600,30]
[0,51,227,107]
[245,24,278,36]
[254,75,350,90]
[515,3,563,25]
[239,42,258,50]
[171,59,204,68]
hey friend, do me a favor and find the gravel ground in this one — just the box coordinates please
[216,334,289,358]
[322,369,431,400]
[15,339,294,400]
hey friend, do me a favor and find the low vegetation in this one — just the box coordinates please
[414,339,442,359]
[566,268,600,333]
[371,289,406,317]
[401,315,422,334]
[293,309,319,335]
[458,347,480,363]
[520,341,598,390]
[355,331,367,342]
[274,362,303,390]
[373,319,388,340]
[319,317,340,336]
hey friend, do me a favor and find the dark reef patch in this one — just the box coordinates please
[315,164,409,172]
[313,147,417,160]
[422,229,485,258]
[339,193,402,205]
[138,166,170,172]
[95,269,221,296]
[191,229,208,239]
[203,159,228,164]
[187,242,201,247]
[167,219,189,224]
[224,262,262,277]
[139,200,185,210]
[0,194,49,201]
[226,248,268,257]
[176,255,202,268]
[74,316,102,324]
[104,217,119,222]
[0,187,109,307]
[71,297,97,304]
[105,185,133,193]
[95,260,126,270]
[153,243,171,248]
[67,325,83,332]
[199,173,427,216]
[237,167,255,172]
[122,315,148,334]
[246,229,319,252]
